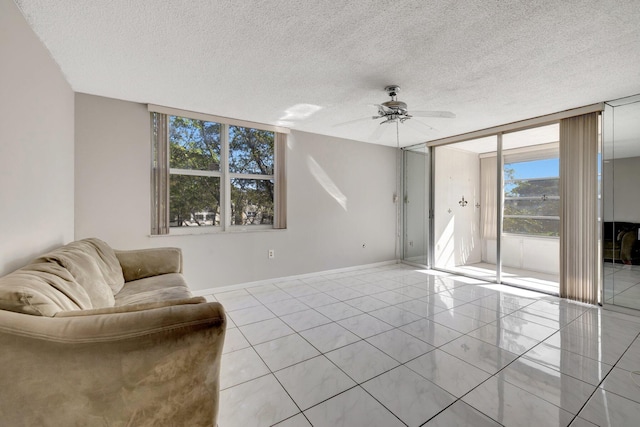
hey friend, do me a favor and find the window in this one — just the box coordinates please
[169,116,222,227]
[503,157,559,237]
[228,126,275,226]
[150,106,287,234]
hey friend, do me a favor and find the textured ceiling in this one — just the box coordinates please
[14,0,640,147]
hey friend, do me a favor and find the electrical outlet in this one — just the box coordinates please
[268,249,275,259]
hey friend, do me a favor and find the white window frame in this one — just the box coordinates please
[150,105,288,235]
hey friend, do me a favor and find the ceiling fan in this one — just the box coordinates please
[335,85,455,141]
[374,85,455,124]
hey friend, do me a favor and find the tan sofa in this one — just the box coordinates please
[0,238,226,427]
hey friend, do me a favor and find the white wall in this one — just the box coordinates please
[603,156,640,222]
[433,145,481,268]
[74,94,397,290]
[0,0,75,276]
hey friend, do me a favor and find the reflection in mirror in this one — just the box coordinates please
[603,95,640,310]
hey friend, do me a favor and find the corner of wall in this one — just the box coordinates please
[0,0,75,276]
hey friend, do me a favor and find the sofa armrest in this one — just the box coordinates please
[0,301,226,426]
[115,247,183,282]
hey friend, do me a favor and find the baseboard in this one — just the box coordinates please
[192,259,399,296]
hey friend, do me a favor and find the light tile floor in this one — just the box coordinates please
[209,263,640,427]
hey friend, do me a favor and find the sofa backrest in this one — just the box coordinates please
[0,261,91,316]
[0,238,125,316]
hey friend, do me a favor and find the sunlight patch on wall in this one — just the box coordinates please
[307,156,347,211]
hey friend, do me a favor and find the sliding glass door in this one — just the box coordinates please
[419,124,561,294]
[500,124,560,293]
[432,136,497,281]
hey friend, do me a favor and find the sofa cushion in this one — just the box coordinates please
[115,273,192,306]
[34,239,120,308]
[0,262,91,316]
[83,238,126,294]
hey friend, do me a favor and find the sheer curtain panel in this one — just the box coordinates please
[480,156,498,240]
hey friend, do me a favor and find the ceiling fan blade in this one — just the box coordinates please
[375,103,392,114]
[332,116,375,128]
[410,110,456,119]
[369,123,387,141]
[405,119,437,133]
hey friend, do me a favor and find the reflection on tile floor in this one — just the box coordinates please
[442,262,560,295]
[212,263,640,427]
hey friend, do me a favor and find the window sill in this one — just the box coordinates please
[150,226,285,237]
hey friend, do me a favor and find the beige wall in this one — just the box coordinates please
[0,0,75,276]
[74,94,397,290]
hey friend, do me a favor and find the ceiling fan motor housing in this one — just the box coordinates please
[381,85,409,115]
[381,100,408,114]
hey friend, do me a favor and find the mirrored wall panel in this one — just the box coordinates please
[603,95,640,310]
